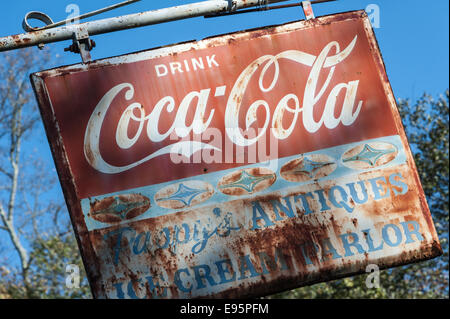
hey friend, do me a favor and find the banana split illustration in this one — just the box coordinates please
[88,193,150,224]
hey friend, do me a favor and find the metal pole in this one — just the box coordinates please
[0,0,288,52]
[204,0,335,17]
[23,0,142,32]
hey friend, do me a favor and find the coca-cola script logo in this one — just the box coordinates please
[84,36,362,174]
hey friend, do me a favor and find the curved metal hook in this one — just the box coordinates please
[22,11,54,32]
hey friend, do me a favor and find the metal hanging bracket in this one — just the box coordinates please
[64,26,96,63]
[301,1,315,20]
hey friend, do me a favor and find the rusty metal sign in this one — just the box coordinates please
[31,10,442,299]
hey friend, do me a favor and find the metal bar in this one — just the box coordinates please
[204,0,336,18]
[0,0,288,52]
[33,0,142,31]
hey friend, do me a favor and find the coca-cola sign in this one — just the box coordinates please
[31,11,441,299]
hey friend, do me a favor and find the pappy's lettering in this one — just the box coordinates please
[103,208,240,266]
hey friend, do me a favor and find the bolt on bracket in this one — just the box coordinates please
[64,26,96,63]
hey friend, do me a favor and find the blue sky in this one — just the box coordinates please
[0,0,448,270]
[1,0,448,99]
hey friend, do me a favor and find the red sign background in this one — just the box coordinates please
[43,15,397,198]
